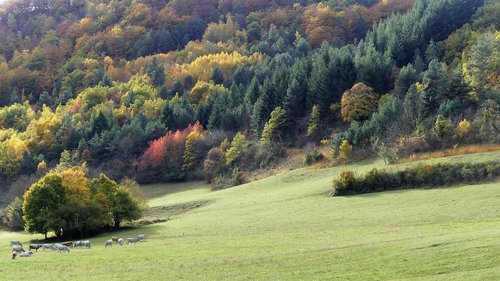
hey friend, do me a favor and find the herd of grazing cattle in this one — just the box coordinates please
[9,234,146,260]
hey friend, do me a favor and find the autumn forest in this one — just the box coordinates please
[0,0,498,221]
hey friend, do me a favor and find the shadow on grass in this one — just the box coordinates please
[142,181,210,199]
[28,224,166,244]
[141,199,215,223]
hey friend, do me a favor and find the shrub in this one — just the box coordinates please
[332,161,500,196]
[203,147,226,182]
[210,169,245,191]
[332,171,357,196]
[305,148,324,165]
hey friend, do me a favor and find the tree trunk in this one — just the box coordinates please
[114,218,120,229]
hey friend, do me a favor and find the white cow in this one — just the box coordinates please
[12,245,25,253]
[10,240,22,247]
[43,243,58,250]
[29,244,42,251]
[19,251,34,257]
[55,244,70,253]
[82,240,91,248]
[126,237,139,244]
[104,239,113,247]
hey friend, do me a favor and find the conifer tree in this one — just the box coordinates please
[422,59,449,116]
[307,57,329,111]
[146,57,165,87]
[261,107,288,145]
[395,64,418,98]
[307,105,321,139]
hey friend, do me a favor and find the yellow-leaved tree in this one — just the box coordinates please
[180,51,262,82]
[61,165,90,202]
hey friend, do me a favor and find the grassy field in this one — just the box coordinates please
[0,151,499,280]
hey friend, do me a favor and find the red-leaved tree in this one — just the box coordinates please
[137,122,204,182]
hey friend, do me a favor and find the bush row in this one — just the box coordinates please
[332,161,500,196]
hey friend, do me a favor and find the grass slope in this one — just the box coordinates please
[0,151,499,280]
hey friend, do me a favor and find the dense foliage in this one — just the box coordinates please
[332,161,500,196]
[22,166,143,238]
[0,0,498,202]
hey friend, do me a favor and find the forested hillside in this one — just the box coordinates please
[0,0,498,204]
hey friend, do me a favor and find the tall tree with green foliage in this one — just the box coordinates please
[146,57,165,87]
[422,59,449,116]
[395,64,419,98]
[307,56,330,112]
[226,132,247,166]
[261,107,288,145]
[23,174,66,238]
[307,105,321,140]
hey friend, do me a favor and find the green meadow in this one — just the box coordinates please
[1,151,499,280]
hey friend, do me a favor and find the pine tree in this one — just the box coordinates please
[91,112,110,137]
[210,67,225,84]
[244,77,260,113]
[260,107,288,145]
[160,101,174,130]
[354,42,392,94]
[422,59,449,116]
[250,97,265,135]
[403,84,424,131]
[307,57,329,112]
[425,40,439,65]
[307,105,321,139]
[159,84,169,99]
[171,80,185,96]
[448,67,472,108]
[395,64,418,98]
[146,57,165,87]
[283,79,306,122]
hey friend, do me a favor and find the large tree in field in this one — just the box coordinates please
[90,174,142,229]
[23,168,143,238]
[23,173,67,238]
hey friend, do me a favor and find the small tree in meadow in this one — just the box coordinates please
[338,140,353,160]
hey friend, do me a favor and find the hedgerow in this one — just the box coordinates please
[332,161,500,196]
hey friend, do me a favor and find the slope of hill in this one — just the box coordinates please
[1,151,499,280]
[0,0,498,198]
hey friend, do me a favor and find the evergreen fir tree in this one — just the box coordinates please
[422,59,449,116]
[210,67,225,84]
[145,57,165,87]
